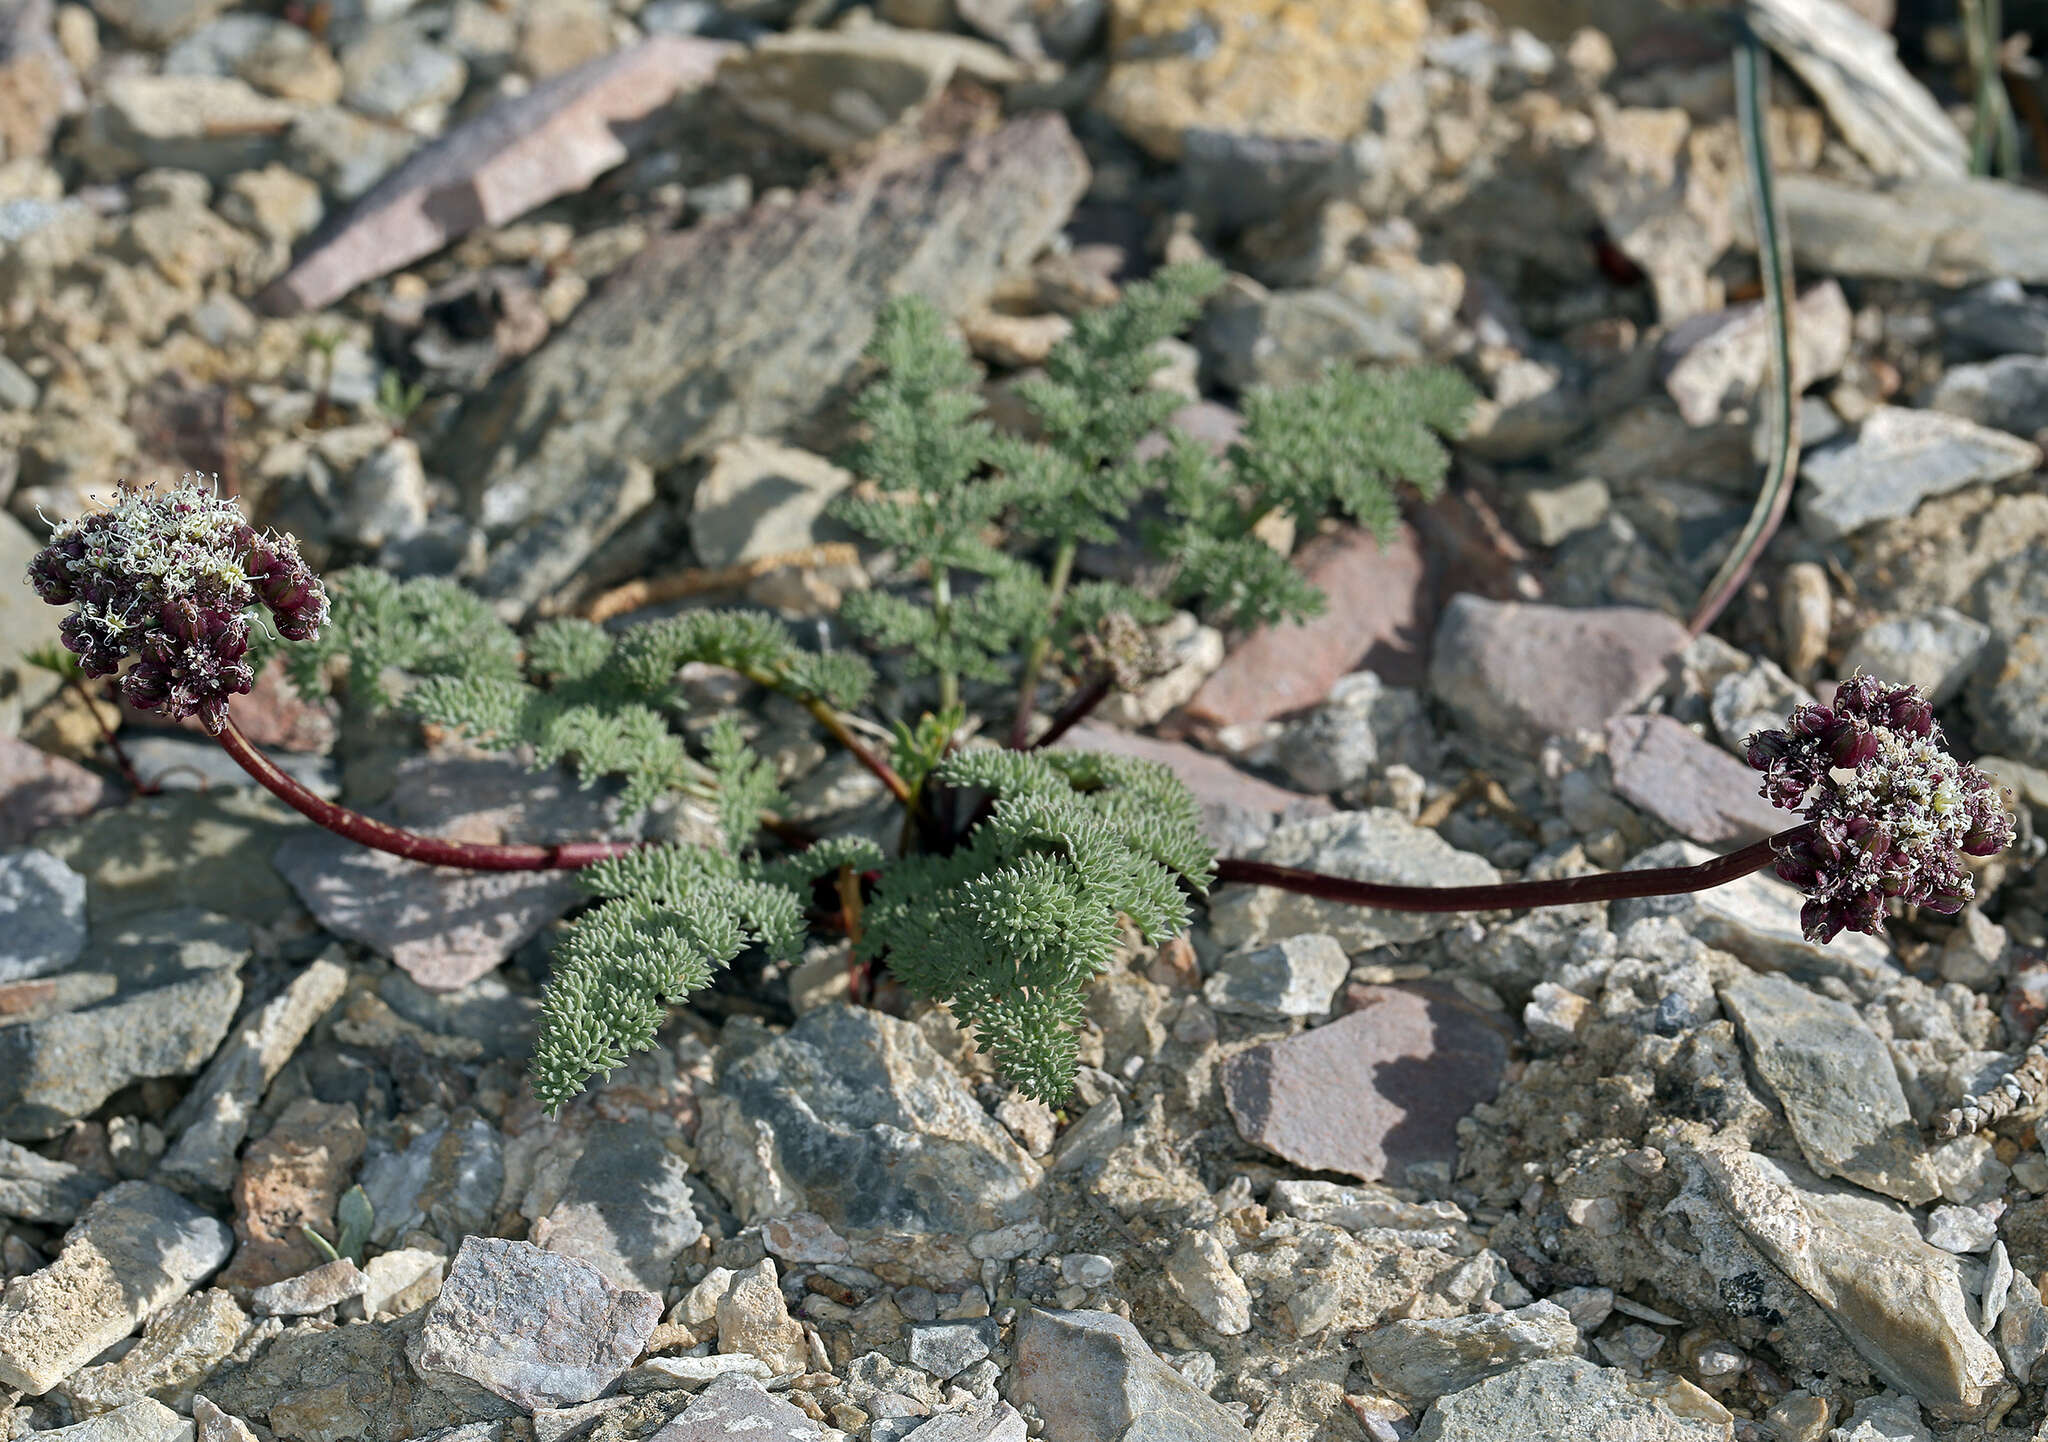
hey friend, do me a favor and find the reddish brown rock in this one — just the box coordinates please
[258,37,733,315]
[218,1098,365,1291]
[1222,985,1507,1185]
[1184,523,1432,728]
[1059,721,1329,851]
[1605,713,1788,846]
[1428,596,1687,756]
[0,734,116,848]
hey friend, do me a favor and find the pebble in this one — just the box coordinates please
[646,1373,829,1441]
[31,1400,194,1442]
[0,1137,107,1224]
[899,1399,1028,1442]
[1201,933,1348,1019]
[356,1109,502,1250]
[356,1246,447,1319]
[1428,597,1688,757]
[0,1181,234,1394]
[1009,1307,1248,1442]
[1060,1253,1115,1288]
[409,1236,662,1410]
[77,74,296,178]
[217,1098,366,1290]
[535,1119,702,1295]
[0,847,87,984]
[1222,985,1507,1186]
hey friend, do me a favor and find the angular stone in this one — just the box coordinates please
[1360,1301,1579,1403]
[1932,355,2048,439]
[695,1004,1041,1234]
[443,114,1088,611]
[1659,282,1852,427]
[409,1237,662,1411]
[1095,0,1427,162]
[274,755,634,991]
[1222,985,1507,1185]
[0,1137,108,1223]
[648,1374,828,1442]
[75,74,297,178]
[155,957,349,1193]
[901,1400,1027,1442]
[251,1258,367,1315]
[0,848,86,984]
[357,1109,503,1250]
[534,1119,702,1295]
[1429,597,1687,757]
[1775,174,2048,287]
[1163,1230,1251,1336]
[1057,722,1329,853]
[906,1319,997,1380]
[1201,933,1347,1019]
[359,1247,446,1320]
[1840,608,1992,709]
[1186,523,1432,727]
[716,1259,805,1373]
[1010,1307,1247,1442]
[717,25,1022,155]
[1197,278,1423,391]
[0,968,242,1140]
[1208,810,1497,954]
[192,1399,260,1442]
[0,1182,233,1395]
[1414,1357,1731,1441]
[218,1098,366,1290]
[689,437,854,569]
[33,1400,194,1442]
[1999,1268,2048,1384]
[1799,406,2041,542]
[1940,279,2048,359]
[1604,714,1788,846]
[1670,1136,2002,1415]
[36,789,306,926]
[57,1290,248,1415]
[0,735,115,848]
[261,38,731,314]
[1719,970,1937,1205]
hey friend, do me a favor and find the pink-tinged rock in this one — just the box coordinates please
[1428,596,1687,756]
[1606,713,1788,847]
[1185,523,1432,728]
[0,734,116,848]
[1221,984,1507,1185]
[272,754,637,991]
[257,37,733,315]
[1059,721,1329,852]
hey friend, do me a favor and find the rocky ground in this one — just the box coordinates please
[8,0,2048,1439]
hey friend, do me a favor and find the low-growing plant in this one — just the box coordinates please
[25,265,2015,1115]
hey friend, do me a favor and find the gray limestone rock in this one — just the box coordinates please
[1359,1301,1580,1403]
[1718,970,1937,1204]
[0,1138,108,1224]
[1840,608,1992,708]
[409,1237,662,1411]
[695,1004,1041,1234]
[55,1290,248,1416]
[535,1120,702,1295]
[1201,933,1348,1018]
[1009,1307,1248,1442]
[1798,406,2040,542]
[0,849,87,985]
[1414,1358,1730,1441]
[646,1374,828,1441]
[0,1182,234,1395]
[1774,174,2048,286]
[31,1400,194,1442]
[1931,354,2048,439]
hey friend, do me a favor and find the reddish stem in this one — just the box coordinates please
[1027,670,1114,752]
[211,716,639,871]
[71,674,157,796]
[1213,832,1789,913]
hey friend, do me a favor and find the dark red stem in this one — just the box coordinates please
[72,673,157,796]
[212,716,638,871]
[1027,670,1114,752]
[1213,832,1788,912]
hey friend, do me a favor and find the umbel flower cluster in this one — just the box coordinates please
[28,478,326,732]
[1746,674,2013,943]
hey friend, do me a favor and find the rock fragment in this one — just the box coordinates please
[1201,933,1348,1019]
[1360,1301,1579,1403]
[1009,1307,1248,1442]
[1414,1357,1731,1441]
[1799,405,2040,542]
[56,1290,248,1415]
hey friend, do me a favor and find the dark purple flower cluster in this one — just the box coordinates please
[27,477,327,732]
[1745,674,2014,944]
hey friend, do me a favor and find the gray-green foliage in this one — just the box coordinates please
[278,270,1472,1112]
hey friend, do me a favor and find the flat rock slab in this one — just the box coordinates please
[1719,970,1937,1205]
[1222,984,1508,1185]
[1208,809,1498,954]
[0,1181,233,1395]
[442,112,1089,611]
[696,1004,1042,1235]
[57,1289,248,1416]
[1605,714,1788,846]
[409,1237,662,1411]
[273,755,633,991]
[1415,1358,1732,1441]
[534,1119,703,1295]
[649,1374,829,1442]
[261,37,733,314]
[1361,1301,1579,1403]
[1009,1307,1247,1442]
[1775,174,2048,286]
[1799,405,2041,542]
[1429,597,1687,757]
[1058,722,1330,853]
[0,1136,109,1224]
[1185,523,1432,728]
[34,1400,194,1442]
[35,789,306,926]
[0,847,87,984]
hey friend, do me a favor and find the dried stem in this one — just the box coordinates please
[1213,832,1787,914]
[792,693,913,807]
[212,716,639,871]
[581,543,862,624]
[1025,669,1114,752]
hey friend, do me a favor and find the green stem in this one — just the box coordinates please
[1007,538,1076,748]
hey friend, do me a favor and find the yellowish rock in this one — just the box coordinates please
[1097,0,1428,160]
